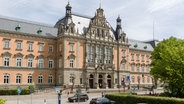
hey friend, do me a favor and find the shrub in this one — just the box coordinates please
[0,99,6,104]
[106,93,184,104]
[0,87,31,95]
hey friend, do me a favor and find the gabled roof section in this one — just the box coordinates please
[129,39,154,51]
[72,14,91,35]
[0,15,58,37]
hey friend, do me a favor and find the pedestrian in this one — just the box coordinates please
[67,90,70,97]
[102,91,104,97]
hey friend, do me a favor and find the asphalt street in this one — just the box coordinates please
[0,91,102,104]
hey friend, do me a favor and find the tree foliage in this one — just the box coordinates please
[151,37,184,98]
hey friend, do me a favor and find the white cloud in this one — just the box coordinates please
[148,0,184,13]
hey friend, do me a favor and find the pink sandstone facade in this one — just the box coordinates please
[0,3,155,89]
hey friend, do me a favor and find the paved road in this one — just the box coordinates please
[0,91,102,104]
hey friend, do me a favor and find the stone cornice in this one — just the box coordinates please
[0,66,56,71]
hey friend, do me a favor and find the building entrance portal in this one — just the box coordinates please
[107,75,112,88]
[89,74,94,88]
[98,74,103,88]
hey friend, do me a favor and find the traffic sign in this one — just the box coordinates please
[17,88,22,94]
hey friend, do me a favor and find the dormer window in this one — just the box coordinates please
[144,46,147,49]
[15,24,21,31]
[37,28,42,34]
[134,44,138,48]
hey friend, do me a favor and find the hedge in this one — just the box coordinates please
[0,87,31,95]
[0,99,6,104]
[106,93,184,104]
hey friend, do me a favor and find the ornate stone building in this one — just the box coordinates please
[0,3,154,89]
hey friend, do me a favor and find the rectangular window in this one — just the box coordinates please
[59,75,62,84]
[141,55,145,62]
[69,76,74,84]
[39,44,44,52]
[16,41,22,50]
[38,59,44,68]
[147,77,150,83]
[136,54,139,61]
[59,58,62,68]
[28,75,32,83]
[70,43,74,51]
[38,75,43,84]
[142,65,144,72]
[137,65,140,72]
[147,66,150,72]
[49,60,54,68]
[131,64,134,72]
[146,55,149,62]
[4,57,10,67]
[16,58,22,67]
[122,63,125,70]
[142,77,145,83]
[4,40,10,49]
[70,58,74,68]
[28,43,33,51]
[131,54,134,61]
[80,78,82,84]
[87,45,94,62]
[4,74,9,84]
[16,75,21,84]
[106,47,111,64]
[48,75,53,83]
[96,46,99,61]
[122,50,126,57]
[99,47,103,63]
[28,58,33,68]
[59,44,62,52]
[48,45,53,52]
[131,76,135,83]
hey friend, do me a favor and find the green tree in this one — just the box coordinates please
[151,37,184,98]
[0,99,6,104]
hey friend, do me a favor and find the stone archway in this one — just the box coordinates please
[107,75,112,88]
[89,74,94,88]
[98,74,103,88]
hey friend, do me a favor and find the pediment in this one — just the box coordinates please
[1,52,12,57]
[47,55,54,59]
[68,54,75,59]
[14,53,24,58]
[36,55,45,59]
[26,54,35,58]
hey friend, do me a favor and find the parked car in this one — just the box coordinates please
[68,93,89,102]
[90,97,115,104]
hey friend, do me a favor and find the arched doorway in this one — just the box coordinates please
[89,74,94,88]
[98,75,103,88]
[107,75,111,88]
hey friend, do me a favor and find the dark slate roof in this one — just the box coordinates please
[129,39,154,51]
[0,15,58,37]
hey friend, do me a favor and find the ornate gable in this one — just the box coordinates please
[86,8,114,41]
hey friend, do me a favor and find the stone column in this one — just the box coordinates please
[96,73,99,89]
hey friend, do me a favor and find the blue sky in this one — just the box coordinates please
[0,0,183,41]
